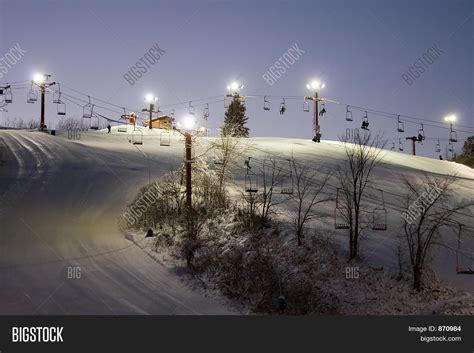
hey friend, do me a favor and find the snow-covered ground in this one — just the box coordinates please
[0,127,473,314]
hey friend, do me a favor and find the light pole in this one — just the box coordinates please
[175,115,199,208]
[33,73,56,131]
[226,81,244,98]
[305,80,325,143]
[143,94,158,130]
[444,114,457,160]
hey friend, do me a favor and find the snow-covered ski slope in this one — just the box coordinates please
[0,127,472,314]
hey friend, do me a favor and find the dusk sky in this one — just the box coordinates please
[0,0,472,157]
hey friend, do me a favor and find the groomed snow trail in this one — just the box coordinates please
[0,130,232,314]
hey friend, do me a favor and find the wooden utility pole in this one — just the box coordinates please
[142,102,158,130]
[33,74,55,131]
[185,132,193,208]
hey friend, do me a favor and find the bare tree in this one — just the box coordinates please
[257,156,289,226]
[401,173,473,291]
[336,132,386,260]
[211,134,242,190]
[290,159,331,246]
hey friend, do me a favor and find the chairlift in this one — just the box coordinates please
[57,100,66,116]
[279,99,286,115]
[54,88,66,115]
[391,142,395,151]
[53,83,61,104]
[345,105,353,121]
[189,101,194,115]
[456,225,474,275]
[4,86,13,103]
[372,189,387,231]
[398,138,404,151]
[303,100,310,112]
[263,96,270,111]
[435,140,441,153]
[397,115,404,133]
[334,188,349,229]
[203,103,209,120]
[83,96,93,119]
[27,85,38,103]
[448,142,454,152]
[132,128,143,145]
[361,111,370,130]
[118,108,128,132]
[90,113,99,130]
[244,157,258,193]
[160,130,171,147]
[449,129,458,143]
[417,123,425,142]
[319,102,326,116]
[280,160,294,195]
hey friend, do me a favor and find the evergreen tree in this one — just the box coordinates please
[458,136,474,168]
[222,95,249,137]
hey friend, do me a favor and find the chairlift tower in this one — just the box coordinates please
[32,73,56,131]
[305,80,325,143]
[405,136,419,156]
[143,94,158,130]
[174,115,199,209]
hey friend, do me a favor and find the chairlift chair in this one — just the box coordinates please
[57,100,66,116]
[334,188,349,229]
[361,111,370,130]
[4,86,13,103]
[279,99,286,115]
[53,83,61,104]
[417,123,425,142]
[203,103,209,120]
[118,108,128,132]
[244,157,258,193]
[263,96,270,111]
[391,142,395,151]
[280,160,294,195]
[27,85,38,103]
[397,115,404,132]
[303,100,310,112]
[435,140,441,153]
[449,130,458,143]
[345,105,353,121]
[132,128,143,145]
[319,103,326,116]
[90,115,99,130]
[398,138,404,151]
[448,142,454,152]
[372,189,387,231]
[83,97,93,119]
[160,130,171,146]
[456,225,474,275]
[189,101,194,115]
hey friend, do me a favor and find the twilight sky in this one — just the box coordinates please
[0,0,472,157]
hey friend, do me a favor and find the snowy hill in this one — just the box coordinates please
[0,127,473,314]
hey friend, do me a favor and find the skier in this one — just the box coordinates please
[107,124,111,133]
[277,295,287,313]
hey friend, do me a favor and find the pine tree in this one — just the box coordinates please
[458,136,474,168]
[222,95,249,137]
